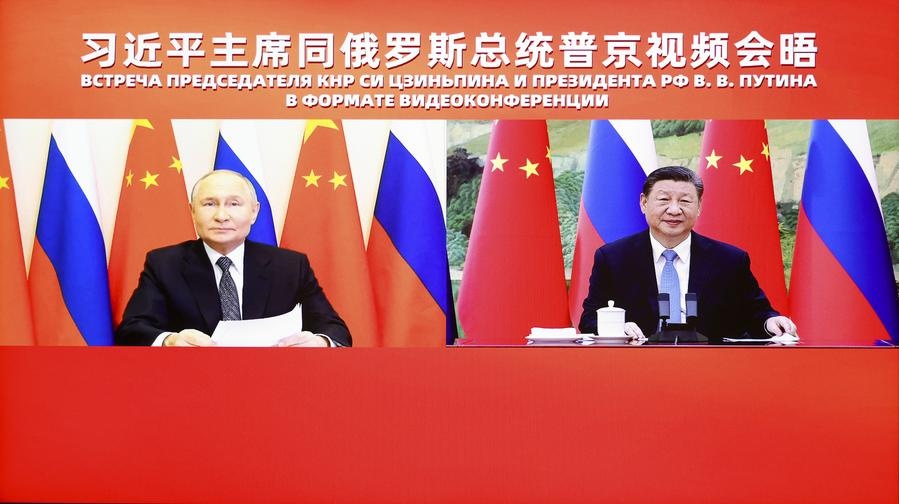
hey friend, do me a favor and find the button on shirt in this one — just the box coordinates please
[648,232,691,321]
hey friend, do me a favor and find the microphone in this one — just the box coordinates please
[685,293,698,328]
[652,293,706,344]
[657,292,670,333]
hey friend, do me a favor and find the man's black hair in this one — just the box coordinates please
[641,165,704,199]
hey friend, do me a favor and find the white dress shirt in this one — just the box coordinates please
[648,232,691,320]
[204,242,246,311]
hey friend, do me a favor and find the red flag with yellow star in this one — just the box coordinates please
[108,119,195,325]
[457,120,570,344]
[695,120,788,313]
[279,120,379,346]
[0,125,35,344]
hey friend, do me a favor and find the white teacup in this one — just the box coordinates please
[596,301,625,337]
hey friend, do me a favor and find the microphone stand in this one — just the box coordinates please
[649,293,708,345]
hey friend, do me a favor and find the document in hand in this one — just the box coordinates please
[211,304,303,347]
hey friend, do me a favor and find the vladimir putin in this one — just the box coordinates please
[115,169,351,347]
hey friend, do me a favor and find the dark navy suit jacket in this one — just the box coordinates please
[115,239,351,346]
[578,231,778,341]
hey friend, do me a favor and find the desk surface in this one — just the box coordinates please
[1,346,896,503]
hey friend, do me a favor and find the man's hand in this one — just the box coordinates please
[164,329,214,347]
[276,331,329,347]
[765,316,797,336]
[624,322,646,340]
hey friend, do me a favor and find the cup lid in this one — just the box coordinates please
[598,300,624,312]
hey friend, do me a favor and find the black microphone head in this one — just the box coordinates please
[685,293,698,318]
[658,293,670,320]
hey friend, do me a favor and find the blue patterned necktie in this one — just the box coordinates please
[216,256,242,321]
[660,249,681,323]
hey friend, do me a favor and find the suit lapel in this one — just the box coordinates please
[687,232,712,298]
[242,241,272,320]
[633,231,660,322]
[181,240,221,331]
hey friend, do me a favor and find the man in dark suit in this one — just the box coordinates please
[115,169,350,347]
[578,166,796,341]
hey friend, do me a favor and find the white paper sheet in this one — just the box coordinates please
[529,327,576,337]
[723,334,800,345]
[211,304,303,347]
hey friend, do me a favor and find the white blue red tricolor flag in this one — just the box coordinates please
[30,121,114,345]
[367,122,453,346]
[213,121,277,245]
[569,120,656,326]
[790,120,899,345]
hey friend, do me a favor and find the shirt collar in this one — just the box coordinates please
[649,231,691,264]
[202,241,245,274]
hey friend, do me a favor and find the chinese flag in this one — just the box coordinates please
[280,120,379,346]
[0,125,34,344]
[457,120,569,344]
[108,119,195,325]
[695,120,788,314]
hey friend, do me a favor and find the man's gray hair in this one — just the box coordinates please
[190,169,258,204]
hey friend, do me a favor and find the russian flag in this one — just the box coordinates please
[29,121,114,345]
[213,121,277,245]
[367,122,452,346]
[790,120,899,345]
[570,120,656,327]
